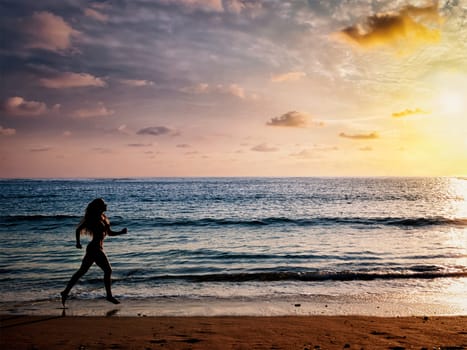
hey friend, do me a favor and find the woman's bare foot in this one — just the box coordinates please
[60,291,67,306]
[106,296,120,304]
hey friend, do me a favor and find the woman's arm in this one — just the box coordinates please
[75,224,84,249]
[108,227,128,236]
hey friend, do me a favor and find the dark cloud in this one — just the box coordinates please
[251,143,278,152]
[128,143,152,147]
[29,146,52,152]
[137,126,180,137]
[267,111,324,128]
[337,1,442,50]
[339,132,379,140]
[267,111,307,128]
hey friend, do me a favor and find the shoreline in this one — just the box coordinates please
[2,295,466,318]
[2,315,466,349]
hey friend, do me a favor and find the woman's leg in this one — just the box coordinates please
[61,253,94,305]
[94,250,119,304]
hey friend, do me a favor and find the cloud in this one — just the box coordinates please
[181,83,256,99]
[359,146,373,151]
[159,0,261,14]
[271,71,306,82]
[251,143,279,152]
[185,151,199,155]
[392,108,428,118]
[137,126,180,136]
[176,144,190,148]
[223,0,263,15]
[267,111,324,128]
[84,8,109,22]
[160,0,223,12]
[128,143,152,147]
[336,2,442,51]
[227,84,246,99]
[339,132,379,140]
[21,11,80,53]
[89,2,109,10]
[2,96,54,117]
[0,125,16,136]
[120,79,154,87]
[72,102,114,118]
[291,149,316,159]
[40,72,106,88]
[292,145,339,158]
[115,124,134,136]
[180,83,210,94]
[29,146,51,152]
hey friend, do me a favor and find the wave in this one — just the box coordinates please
[128,216,467,228]
[0,215,79,229]
[2,215,467,229]
[0,214,79,222]
[144,270,467,283]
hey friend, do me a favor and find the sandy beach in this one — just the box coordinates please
[1,315,466,350]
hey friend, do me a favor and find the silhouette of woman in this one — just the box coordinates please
[61,198,127,305]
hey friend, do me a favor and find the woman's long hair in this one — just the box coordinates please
[77,198,109,236]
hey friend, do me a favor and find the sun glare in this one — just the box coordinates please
[439,90,465,115]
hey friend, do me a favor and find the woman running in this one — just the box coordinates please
[61,198,127,305]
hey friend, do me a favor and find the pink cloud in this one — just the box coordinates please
[40,72,106,88]
[2,96,52,117]
[161,0,223,12]
[120,79,154,87]
[271,71,306,83]
[251,143,279,152]
[0,125,16,136]
[22,11,80,53]
[226,84,245,99]
[72,102,114,118]
[181,83,256,99]
[180,83,210,94]
[84,8,109,22]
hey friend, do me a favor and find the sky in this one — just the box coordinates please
[1,0,466,178]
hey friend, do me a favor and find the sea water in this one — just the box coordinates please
[0,177,466,316]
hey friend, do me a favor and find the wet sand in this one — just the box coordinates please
[1,315,466,349]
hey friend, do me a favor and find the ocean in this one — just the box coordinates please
[0,177,466,316]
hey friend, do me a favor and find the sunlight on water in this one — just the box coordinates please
[441,179,467,313]
[445,178,467,271]
[450,178,467,218]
